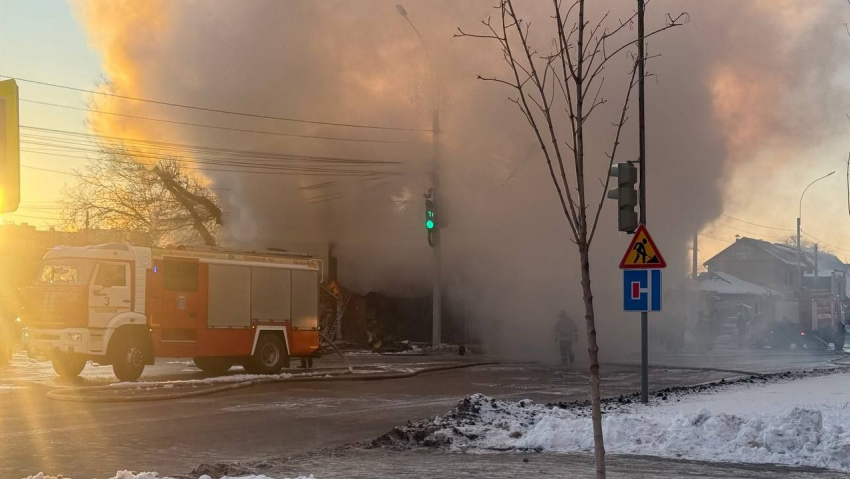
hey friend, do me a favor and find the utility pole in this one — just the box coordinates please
[637,0,649,405]
[395,4,442,348]
[692,229,698,279]
[814,244,819,284]
[796,217,802,289]
[84,209,90,245]
[431,108,441,348]
[798,171,835,301]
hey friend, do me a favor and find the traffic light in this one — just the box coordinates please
[606,162,638,233]
[425,197,436,247]
[0,79,20,214]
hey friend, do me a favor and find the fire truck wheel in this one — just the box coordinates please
[251,334,290,374]
[112,335,146,382]
[52,353,87,378]
[193,357,233,375]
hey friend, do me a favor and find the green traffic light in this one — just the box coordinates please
[426,219,435,230]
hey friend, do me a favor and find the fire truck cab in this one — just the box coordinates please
[22,243,322,381]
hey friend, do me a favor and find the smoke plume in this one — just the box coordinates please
[70,0,850,360]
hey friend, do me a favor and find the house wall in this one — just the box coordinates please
[705,241,798,293]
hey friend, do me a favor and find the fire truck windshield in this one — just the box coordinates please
[34,259,94,286]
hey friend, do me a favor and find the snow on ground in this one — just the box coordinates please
[375,371,850,472]
[22,472,316,479]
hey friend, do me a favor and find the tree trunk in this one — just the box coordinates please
[580,241,605,478]
[155,167,218,246]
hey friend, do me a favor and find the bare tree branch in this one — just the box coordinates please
[61,149,222,247]
[589,59,640,244]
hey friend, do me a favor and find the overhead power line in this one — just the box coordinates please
[720,214,795,232]
[4,75,430,132]
[2,212,63,221]
[698,233,735,243]
[17,127,405,177]
[20,99,410,145]
[22,152,393,178]
[21,164,79,176]
[20,126,402,166]
[21,143,396,175]
[714,221,787,241]
[800,229,850,255]
[21,151,400,178]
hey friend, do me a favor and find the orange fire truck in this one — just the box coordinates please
[22,243,322,381]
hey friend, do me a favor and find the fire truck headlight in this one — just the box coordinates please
[68,333,83,342]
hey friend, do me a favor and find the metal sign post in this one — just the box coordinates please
[619,225,665,403]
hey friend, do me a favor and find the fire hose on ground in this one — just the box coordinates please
[45,361,502,403]
[46,332,500,403]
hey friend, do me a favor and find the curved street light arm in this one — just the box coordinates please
[799,171,835,220]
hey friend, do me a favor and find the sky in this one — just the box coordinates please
[0,0,103,227]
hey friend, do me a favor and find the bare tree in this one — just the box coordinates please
[457,1,684,476]
[62,148,223,247]
[779,234,827,253]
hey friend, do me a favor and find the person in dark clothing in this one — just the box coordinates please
[735,309,749,349]
[835,318,846,351]
[555,311,579,365]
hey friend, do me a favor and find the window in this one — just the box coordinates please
[164,260,198,292]
[735,248,754,260]
[94,263,128,288]
[34,259,94,285]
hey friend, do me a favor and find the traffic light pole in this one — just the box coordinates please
[638,0,649,405]
[431,107,442,348]
[395,5,441,348]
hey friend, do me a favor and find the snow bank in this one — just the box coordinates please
[376,372,850,472]
[22,473,168,479]
[200,475,315,479]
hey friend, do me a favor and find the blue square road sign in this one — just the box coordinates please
[623,269,661,312]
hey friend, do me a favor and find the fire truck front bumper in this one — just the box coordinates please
[23,328,96,359]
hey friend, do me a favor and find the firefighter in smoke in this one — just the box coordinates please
[555,310,579,365]
[735,306,749,349]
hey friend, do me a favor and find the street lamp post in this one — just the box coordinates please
[396,4,442,347]
[797,171,835,287]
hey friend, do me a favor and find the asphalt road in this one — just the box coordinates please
[1,346,845,479]
[260,448,849,479]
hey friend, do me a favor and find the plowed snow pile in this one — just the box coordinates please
[375,371,850,472]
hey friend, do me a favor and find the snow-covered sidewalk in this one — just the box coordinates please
[376,370,850,472]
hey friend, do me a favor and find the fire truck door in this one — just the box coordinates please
[160,258,200,340]
[89,262,132,329]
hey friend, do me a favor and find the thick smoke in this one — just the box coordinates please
[71,1,850,360]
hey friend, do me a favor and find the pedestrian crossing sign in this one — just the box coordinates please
[619,224,666,269]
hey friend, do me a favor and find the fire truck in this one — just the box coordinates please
[22,243,322,381]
